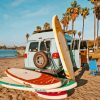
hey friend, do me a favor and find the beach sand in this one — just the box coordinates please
[0,57,100,100]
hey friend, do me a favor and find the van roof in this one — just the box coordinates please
[28,31,54,41]
[28,30,73,42]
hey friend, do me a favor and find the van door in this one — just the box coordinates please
[27,42,39,69]
[80,41,88,65]
[72,39,81,68]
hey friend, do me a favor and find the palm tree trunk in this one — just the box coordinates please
[72,20,74,38]
[72,20,74,31]
[66,25,68,31]
[73,35,76,50]
[82,17,85,40]
[26,33,29,43]
[97,19,99,49]
[94,13,96,50]
[97,19,99,38]
[63,26,65,31]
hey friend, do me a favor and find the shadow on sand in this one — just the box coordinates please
[68,88,75,96]
[75,65,89,87]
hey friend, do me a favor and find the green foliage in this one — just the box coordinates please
[36,26,41,31]
[78,31,81,37]
[61,13,71,30]
[88,0,100,5]
[80,7,89,18]
[95,4,100,20]
[43,22,50,30]
[66,1,80,21]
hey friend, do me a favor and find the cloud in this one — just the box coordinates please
[21,5,53,19]
[11,0,36,7]
[24,9,48,17]
[11,0,25,7]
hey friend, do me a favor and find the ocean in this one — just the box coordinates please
[0,49,17,58]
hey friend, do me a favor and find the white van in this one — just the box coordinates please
[24,30,73,75]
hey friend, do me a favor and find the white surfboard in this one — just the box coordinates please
[52,15,75,80]
[35,78,77,92]
[5,68,62,90]
[0,77,34,91]
[45,79,77,92]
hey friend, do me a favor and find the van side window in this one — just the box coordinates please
[46,41,50,51]
[80,41,87,49]
[40,41,50,51]
[29,42,38,52]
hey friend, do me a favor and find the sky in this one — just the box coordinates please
[0,0,96,46]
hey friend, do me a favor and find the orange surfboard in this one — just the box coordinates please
[52,15,75,80]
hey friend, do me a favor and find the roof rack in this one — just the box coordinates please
[33,29,76,35]
[33,29,53,34]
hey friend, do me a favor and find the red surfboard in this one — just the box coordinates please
[32,91,67,99]
[5,68,62,90]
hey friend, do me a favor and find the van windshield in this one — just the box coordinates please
[29,42,38,52]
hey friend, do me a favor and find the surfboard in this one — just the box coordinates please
[52,15,75,80]
[0,77,33,91]
[0,77,67,99]
[35,79,77,92]
[0,76,77,93]
[33,91,67,99]
[5,68,62,90]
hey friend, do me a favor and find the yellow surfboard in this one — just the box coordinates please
[52,15,75,80]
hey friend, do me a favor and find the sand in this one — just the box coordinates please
[0,57,100,100]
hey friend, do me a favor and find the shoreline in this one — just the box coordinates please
[0,56,24,59]
[0,49,25,57]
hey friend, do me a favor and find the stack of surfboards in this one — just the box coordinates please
[0,15,77,99]
[0,68,77,99]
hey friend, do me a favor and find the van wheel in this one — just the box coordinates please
[33,52,48,69]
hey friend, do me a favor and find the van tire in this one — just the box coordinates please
[33,51,48,69]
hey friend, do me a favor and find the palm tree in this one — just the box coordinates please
[36,26,41,31]
[61,16,67,31]
[88,0,100,49]
[26,33,30,42]
[61,13,71,31]
[72,30,76,49]
[80,7,89,40]
[78,31,81,39]
[66,1,80,30]
[43,22,50,30]
[95,4,100,48]
[95,4,100,37]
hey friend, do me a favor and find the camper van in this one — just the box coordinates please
[24,30,73,75]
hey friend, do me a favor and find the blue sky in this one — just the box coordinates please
[0,0,95,46]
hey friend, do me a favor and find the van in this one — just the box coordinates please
[24,30,73,75]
